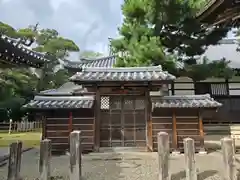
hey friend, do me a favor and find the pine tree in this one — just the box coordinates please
[111,0,232,80]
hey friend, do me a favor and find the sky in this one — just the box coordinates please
[0,0,124,60]
[0,0,237,62]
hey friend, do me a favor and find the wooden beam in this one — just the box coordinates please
[68,111,73,134]
[213,12,240,25]
[213,8,240,25]
[214,7,237,20]
[197,0,224,21]
[42,115,46,140]
[232,14,240,21]
[172,110,178,151]
[146,89,153,151]
[198,110,205,152]
[94,87,101,151]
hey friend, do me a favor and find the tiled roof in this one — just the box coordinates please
[23,96,94,109]
[0,35,49,68]
[63,55,116,69]
[70,66,175,82]
[152,94,222,108]
[39,82,87,95]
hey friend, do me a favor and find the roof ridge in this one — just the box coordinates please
[1,34,49,63]
[80,55,115,62]
[34,95,94,101]
[160,94,211,99]
[81,65,163,73]
[65,55,115,64]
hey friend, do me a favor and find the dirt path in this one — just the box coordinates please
[0,149,239,180]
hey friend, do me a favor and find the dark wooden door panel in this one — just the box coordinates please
[112,128,122,140]
[100,95,146,147]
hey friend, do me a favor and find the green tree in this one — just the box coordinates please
[184,57,234,81]
[234,28,240,52]
[111,0,231,76]
[0,22,18,38]
[19,27,80,91]
[80,50,103,59]
[0,22,80,120]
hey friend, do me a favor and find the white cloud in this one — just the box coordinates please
[0,0,123,59]
[1,0,236,63]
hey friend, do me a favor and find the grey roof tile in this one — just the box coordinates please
[39,82,87,95]
[0,35,49,67]
[70,66,176,82]
[63,55,116,69]
[23,96,94,109]
[152,94,222,108]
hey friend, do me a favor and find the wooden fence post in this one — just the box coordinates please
[221,137,236,180]
[69,130,82,180]
[157,132,169,180]
[16,141,22,180]
[184,138,197,180]
[7,141,22,180]
[39,139,51,180]
[8,119,12,134]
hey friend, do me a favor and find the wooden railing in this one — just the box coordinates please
[0,121,41,133]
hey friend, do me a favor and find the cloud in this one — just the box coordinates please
[0,0,123,59]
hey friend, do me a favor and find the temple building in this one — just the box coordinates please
[0,34,49,68]
[196,0,240,26]
[23,56,222,153]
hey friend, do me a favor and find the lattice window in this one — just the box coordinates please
[124,99,134,109]
[211,83,228,96]
[101,96,109,109]
[135,99,145,110]
[109,97,121,110]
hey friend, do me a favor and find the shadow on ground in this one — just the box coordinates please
[171,170,218,180]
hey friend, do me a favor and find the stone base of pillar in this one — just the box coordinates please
[171,150,181,155]
[198,148,207,154]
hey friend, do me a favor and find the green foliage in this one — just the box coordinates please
[0,21,80,120]
[80,50,103,59]
[182,57,234,81]
[20,26,80,91]
[17,28,36,41]
[37,29,59,45]
[113,36,165,67]
[111,0,231,78]
[0,22,18,38]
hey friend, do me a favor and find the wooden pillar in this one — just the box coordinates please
[198,110,206,153]
[69,131,82,180]
[157,132,170,180]
[172,110,178,152]
[94,87,101,151]
[42,115,46,140]
[221,137,236,180]
[68,111,73,134]
[171,81,175,95]
[39,139,51,180]
[184,138,197,180]
[145,89,153,151]
[225,78,229,96]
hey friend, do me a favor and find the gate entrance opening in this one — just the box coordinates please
[100,96,146,147]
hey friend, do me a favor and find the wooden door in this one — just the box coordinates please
[122,96,146,147]
[100,95,146,147]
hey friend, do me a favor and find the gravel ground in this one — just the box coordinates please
[0,149,240,180]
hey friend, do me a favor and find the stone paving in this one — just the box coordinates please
[0,147,9,159]
[0,149,240,180]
